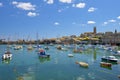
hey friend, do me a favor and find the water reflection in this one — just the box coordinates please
[93,49,97,61]
[100,65,112,70]
[2,59,11,64]
[16,72,35,80]
[0,45,120,80]
[38,57,50,63]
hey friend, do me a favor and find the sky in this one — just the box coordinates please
[0,0,120,40]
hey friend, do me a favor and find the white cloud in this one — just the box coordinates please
[27,12,39,17]
[87,21,96,24]
[88,7,96,12]
[117,16,120,19]
[46,0,54,4]
[0,3,3,7]
[54,22,60,25]
[12,1,36,11]
[103,22,108,25]
[12,1,18,5]
[108,19,116,23]
[59,0,72,3]
[76,3,86,8]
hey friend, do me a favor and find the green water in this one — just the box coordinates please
[0,45,120,80]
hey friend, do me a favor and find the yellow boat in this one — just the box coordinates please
[76,61,89,67]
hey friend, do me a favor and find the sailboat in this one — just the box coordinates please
[35,33,42,52]
[27,35,33,50]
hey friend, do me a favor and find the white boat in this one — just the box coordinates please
[61,48,68,51]
[101,56,118,63]
[113,51,120,56]
[27,45,33,50]
[14,45,23,50]
[68,54,74,57]
[2,51,12,60]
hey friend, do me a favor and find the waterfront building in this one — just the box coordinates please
[101,30,120,45]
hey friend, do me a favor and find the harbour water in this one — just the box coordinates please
[0,44,120,80]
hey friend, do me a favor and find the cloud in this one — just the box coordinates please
[76,3,86,8]
[87,21,96,24]
[27,12,39,17]
[12,1,36,11]
[45,0,54,4]
[88,7,96,12]
[0,3,3,7]
[54,22,60,25]
[103,22,108,25]
[117,16,120,19]
[59,0,72,3]
[12,1,18,5]
[108,19,116,23]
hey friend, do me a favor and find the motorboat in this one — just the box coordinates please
[68,54,74,57]
[101,56,118,63]
[76,61,89,67]
[56,45,62,50]
[27,45,33,50]
[38,49,50,58]
[100,62,112,67]
[2,51,12,60]
[113,51,120,56]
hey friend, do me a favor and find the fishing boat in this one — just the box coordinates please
[2,37,12,61]
[44,46,49,50]
[56,45,62,50]
[101,56,118,63]
[73,49,83,53]
[76,61,89,67]
[68,54,74,57]
[113,51,120,56]
[27,45,33,50]
[2,51,12,60]
[38,49,50,58]
[100,62,112,67]
[14,45,23,50]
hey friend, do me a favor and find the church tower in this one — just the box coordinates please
[93,26,96,34]
[115,29,117,34]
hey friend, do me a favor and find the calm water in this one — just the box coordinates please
[0,45,120,80]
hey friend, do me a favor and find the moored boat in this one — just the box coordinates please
[2,51,12,60]
[44,46,49,50]
[38,49,50,58]
[100,62,112,67]
[76,61,89,67]
[56,45,62,50]
[27,45,33,50]
[101,56,118,63]
[68,54,74,57]
[113,51,120,56]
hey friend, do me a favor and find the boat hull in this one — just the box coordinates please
[101,58,118,63]
[100,62,112,67]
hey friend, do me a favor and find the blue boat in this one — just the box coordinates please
[38,49,50,58]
